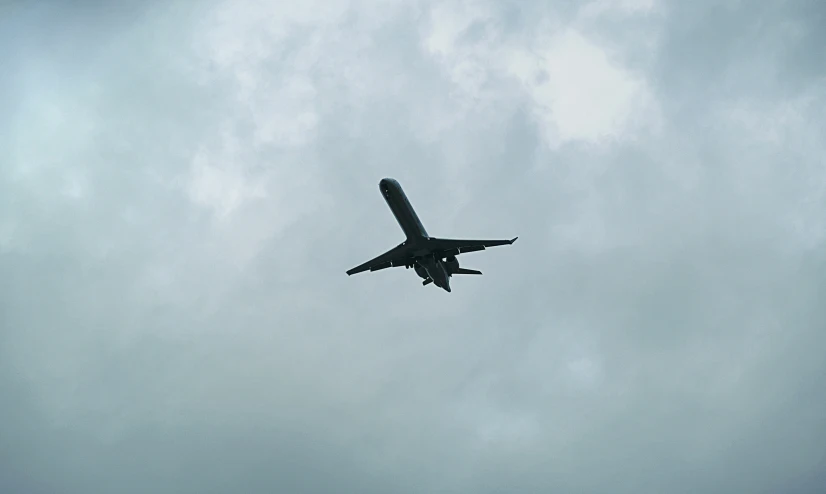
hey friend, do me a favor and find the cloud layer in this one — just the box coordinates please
[2,0,825,493]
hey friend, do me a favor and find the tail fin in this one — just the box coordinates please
[454,268,482,275]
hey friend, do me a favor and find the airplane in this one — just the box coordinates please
[346,178,517,293]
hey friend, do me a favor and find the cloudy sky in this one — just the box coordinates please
[2,0,825,492]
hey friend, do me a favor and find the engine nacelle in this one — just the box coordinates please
[414,263,428,279]
[443,255,459,275]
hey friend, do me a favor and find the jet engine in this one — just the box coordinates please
[443,255,459,274]
[414,263,429,279]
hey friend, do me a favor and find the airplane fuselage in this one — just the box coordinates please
[378,178,451,292]
[379,178,428,240]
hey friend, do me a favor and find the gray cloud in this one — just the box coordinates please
[2,0,825,493]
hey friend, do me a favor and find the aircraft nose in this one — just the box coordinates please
[379,178,399,190]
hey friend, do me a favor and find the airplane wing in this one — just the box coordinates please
[346,243,413,276]
[427,236,518,257]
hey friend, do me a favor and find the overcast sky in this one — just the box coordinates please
[2,0,825,492]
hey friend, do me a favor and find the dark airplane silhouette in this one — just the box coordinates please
[346,178,517,292]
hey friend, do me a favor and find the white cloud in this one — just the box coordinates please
[186,143,267,220]
[179,0,357,269]
[420,1,503,124]
[182,127,328,272]
[505,28,661,147]
[0,220,16,253]
[567,356,603,388]
[421,3,661,149]
[714,88,826,251]
[424,2,487,57]
[580,0,660,18]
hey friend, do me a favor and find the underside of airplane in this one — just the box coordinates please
[346,178,517,293]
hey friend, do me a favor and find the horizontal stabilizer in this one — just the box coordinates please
[454,268,482,275]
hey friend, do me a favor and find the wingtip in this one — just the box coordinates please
[510,236,518,244]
